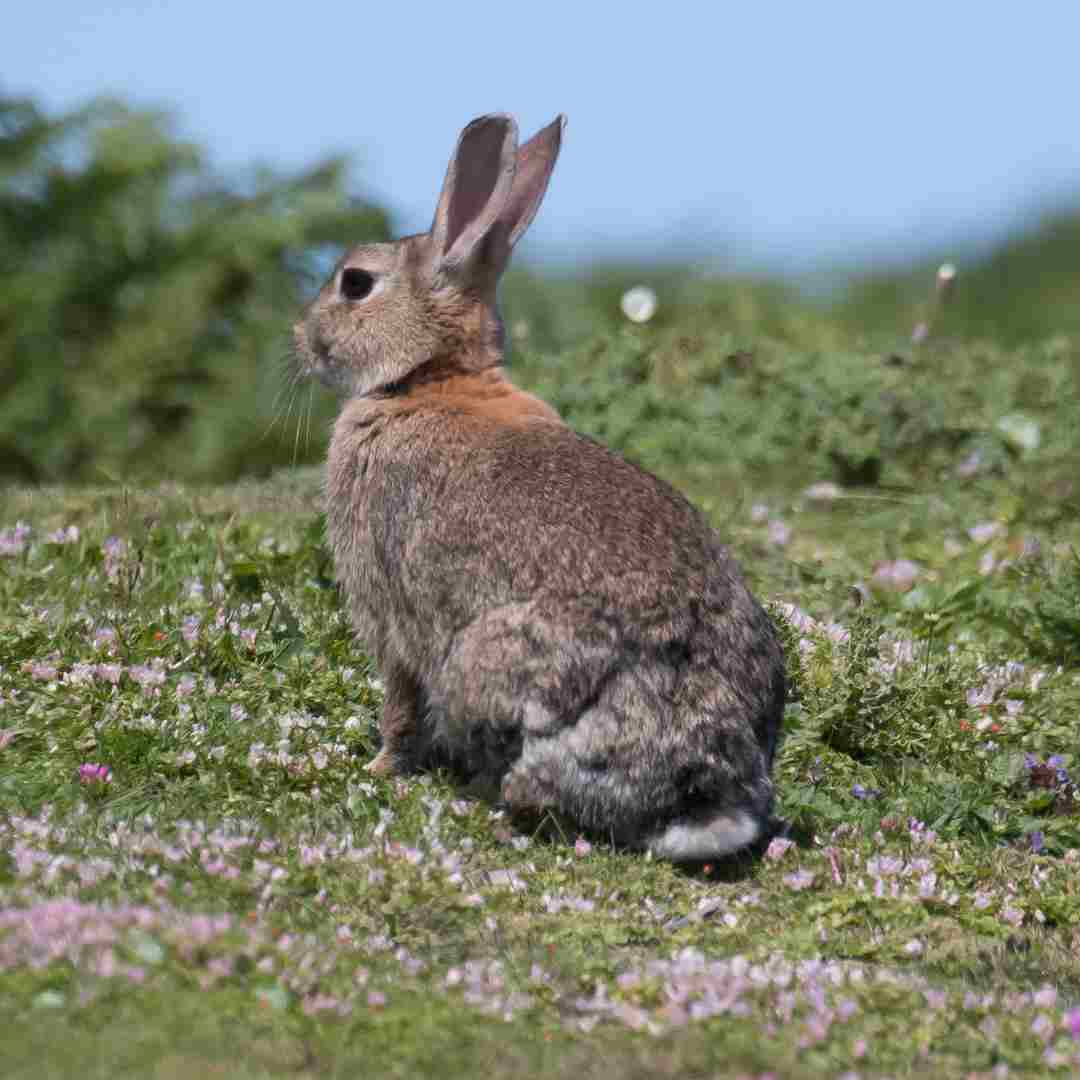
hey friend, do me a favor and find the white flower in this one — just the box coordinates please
[620,286,657,324]
[803,481,842,503]
[967,521,1003,545]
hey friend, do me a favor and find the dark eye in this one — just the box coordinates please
[340,268,376,301]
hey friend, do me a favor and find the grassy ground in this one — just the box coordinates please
[3,331,1080,1077]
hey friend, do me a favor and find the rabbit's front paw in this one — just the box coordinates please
[365,749,399,777]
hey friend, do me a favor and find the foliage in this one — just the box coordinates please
[1,456,1080,1075]
[838,209,1080,346]
[0,94,389,484]
[511,325,1080,497]
[4,88,1080,1078]
[5,92,1080,493]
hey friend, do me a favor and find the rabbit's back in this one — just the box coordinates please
[327,394,784,848]
[329,393,756,645]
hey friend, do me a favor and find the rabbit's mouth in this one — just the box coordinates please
[308,352,354,395]
[294,328,352,394]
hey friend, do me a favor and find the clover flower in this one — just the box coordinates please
[78,763,112,786]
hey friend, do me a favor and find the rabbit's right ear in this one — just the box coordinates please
[430,114,519,279]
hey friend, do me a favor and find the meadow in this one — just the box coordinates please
[3,298,1080,1078]
[5,90,1080,1079]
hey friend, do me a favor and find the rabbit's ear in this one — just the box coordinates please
[502,115,565,249]
[431,114,519,276]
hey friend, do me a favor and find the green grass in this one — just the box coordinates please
[3,328,1080,1078]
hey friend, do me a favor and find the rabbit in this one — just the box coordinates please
[293,113,786,861]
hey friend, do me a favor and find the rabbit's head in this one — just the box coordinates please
[294,114,564,398]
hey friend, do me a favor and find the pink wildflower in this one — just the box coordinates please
[767,520,791,548]
[23,660,58,682]
[78,763,112,786]
[871,558,920,592]
[1065,1007,1080,1040]
[765,837,795,861]
[102,536,127,581]
[1000,906,1024,928]
[0,522,31,556]
[96,663,123,685]
[45,525,80,545]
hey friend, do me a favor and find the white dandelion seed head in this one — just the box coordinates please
[620,286,658,324]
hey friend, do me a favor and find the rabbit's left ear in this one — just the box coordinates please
[502,115,565,249]
[431,114,519,277]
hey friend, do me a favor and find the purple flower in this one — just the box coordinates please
[1028,831,1045,854]
[1000,906,1024,928]
[765,837,795,861]
[45,525,80,545]
[0,522,31,556]
[1065,1007,1080,1040]
[96,663,123,685]
[102,536,127,582]
[851,784,881,801]
[1046,755,1071,785]
[968,521,1004,545]
[23,660,58,682]
[767,520,791,548]
[128,661,166,690]
[783,870,816,891]
[78,763,112,786]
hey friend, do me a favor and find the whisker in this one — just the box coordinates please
[292,383,305,467]
[261,362,297,443]
[304,382,315,453]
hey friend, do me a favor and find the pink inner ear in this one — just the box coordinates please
[444,119,513,257]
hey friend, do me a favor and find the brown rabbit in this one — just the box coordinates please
[294,114,786,860]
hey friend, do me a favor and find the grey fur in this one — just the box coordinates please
[294,113,785,861]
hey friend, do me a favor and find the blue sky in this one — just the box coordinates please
[8,2,1080,274]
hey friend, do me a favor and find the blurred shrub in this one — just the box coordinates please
[501,264,844,356]
[0,94,389,483]
[4,91,1079,492]
[512,324,1080,495]
[839,211,1080,346]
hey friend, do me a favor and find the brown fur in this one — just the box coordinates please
[295,114,785,860]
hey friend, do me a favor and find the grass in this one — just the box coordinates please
[3,326,1080,1078]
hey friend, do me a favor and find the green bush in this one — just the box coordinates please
[511,323,1080,494]
[0,94,390,483]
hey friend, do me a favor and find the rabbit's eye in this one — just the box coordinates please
[340,268,376,301]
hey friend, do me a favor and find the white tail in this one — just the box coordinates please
[647,809,761,862]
